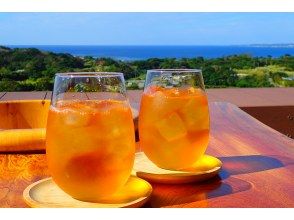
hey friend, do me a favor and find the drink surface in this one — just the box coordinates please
[139,86,210,170]
[46,100,135,202]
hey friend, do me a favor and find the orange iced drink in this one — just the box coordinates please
[139,86,210,170]
[46,100,135,202]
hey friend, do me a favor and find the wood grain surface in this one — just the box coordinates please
[0,102,293,207]
[0,92,6,100]
[0,100,49,129]
[241,106,294,139]
[23,176,152,208]
[1,88,294,106]
[0,154,49,207]
[206,88,294,107]
[0,92,48,101]
[133,153,222,184]
[0,100,50,152]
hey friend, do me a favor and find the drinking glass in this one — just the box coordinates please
[139,69,210,170]
[46,72,135,202]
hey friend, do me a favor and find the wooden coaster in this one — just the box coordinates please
[23,176,152,208]
[132,152,222,184]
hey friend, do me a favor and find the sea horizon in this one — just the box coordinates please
[5,44,294,61]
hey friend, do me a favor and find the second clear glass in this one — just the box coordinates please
[139,69,210,170]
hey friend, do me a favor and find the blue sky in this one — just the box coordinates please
[0,13,293,45]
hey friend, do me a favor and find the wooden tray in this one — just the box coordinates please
[23,176,152,208]
[0,100,50,151]
[132,152,222,184]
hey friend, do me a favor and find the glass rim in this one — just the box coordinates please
[147,69,202,73]
[55,72,124,78]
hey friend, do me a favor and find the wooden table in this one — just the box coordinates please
[0,102,293,207]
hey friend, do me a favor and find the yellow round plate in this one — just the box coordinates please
[23,176,152,208]
[132,152,222,184]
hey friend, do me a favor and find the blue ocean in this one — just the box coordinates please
[8,45,294,60]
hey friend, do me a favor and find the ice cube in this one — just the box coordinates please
[94,101,133,140]
[151,91,166,107]
[107,136,135,160]
[62,108,91,127]
[146,90,186,121]
[69,126,102,150]
[155,112,187,141]
[178,98,209,131]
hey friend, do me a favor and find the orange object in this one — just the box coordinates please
[0,100,50,152]
[23,176,152,208]
[0,101,294,208]
[139,86,210,170]
[46,100,136,202]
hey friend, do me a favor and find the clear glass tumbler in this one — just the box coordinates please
[46,72,135,202]
[139,69,210,170]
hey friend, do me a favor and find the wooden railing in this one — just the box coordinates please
[0,88,293,138]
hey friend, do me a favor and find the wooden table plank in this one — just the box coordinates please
[206,88,294,107]
[0,92,47,101]
[44,91,52,100]
[241,106,294,139]
[242,88,294,106]
[146,102,294,208]
[2,88,294,107]
[127,90,143,104]
[0,102,293,207]
[207,102,293,157]
[206,90,225,103]
[126,90,228,107]
[0,92,7,100]
[206,88,271,107]
[0,154,48,207]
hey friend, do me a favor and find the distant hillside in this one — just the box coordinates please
[0,46,293,91]
[249,44,294,48]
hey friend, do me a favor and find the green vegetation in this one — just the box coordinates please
[235,65,294,87]
[0,46,293,91]
[0,46,84,91]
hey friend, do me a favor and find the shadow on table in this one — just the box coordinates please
[144,154,293,207]
[219,154,293,179]
[145,176,251,207]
